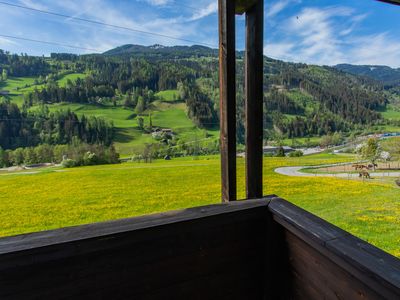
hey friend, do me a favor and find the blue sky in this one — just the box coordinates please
[0,0,400,67]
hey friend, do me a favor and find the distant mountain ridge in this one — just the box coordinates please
[105,45,400,87]
[335,64,400,86]
[103,44,219,59]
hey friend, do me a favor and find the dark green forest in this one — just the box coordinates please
[1,45,400,165]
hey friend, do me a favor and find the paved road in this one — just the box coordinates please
[275,166,400,178]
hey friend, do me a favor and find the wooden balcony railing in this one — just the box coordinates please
[1,197,399,299]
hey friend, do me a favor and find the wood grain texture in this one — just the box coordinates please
[0,199,271,299]
[245,0,264,199]
[219,0,237,202]
[269,197,400,299]
[1,197,399,299]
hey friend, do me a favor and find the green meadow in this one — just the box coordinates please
[1,73,86,106]
[43,100,218,156]
[1,74,214,156]
[155,89,180,102]
[0,153,399,258]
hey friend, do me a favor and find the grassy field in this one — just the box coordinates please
[0,76,36,90]
[378,105,400,121]
[1,75,200,156]
[281,136,322,147]
[155,89,180,102]
[56,73,86,86]
[1,73,86,106]
[44,100,219,156]
[0,153,399,257]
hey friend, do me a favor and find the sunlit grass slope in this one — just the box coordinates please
[0,153,399,257]
[1,73,86,106]
[45,100,218,156]
[155,89,179,102]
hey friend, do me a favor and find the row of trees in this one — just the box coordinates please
[179,81,218,128]
[0,50,51,77]
[133,138,220,162]
[0,101,114,150]
[122,86,156,113]
[0,141,119,168]
[23,77,115,106]
[265,110,351,138]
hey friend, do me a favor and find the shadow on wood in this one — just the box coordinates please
[0,197,399,299]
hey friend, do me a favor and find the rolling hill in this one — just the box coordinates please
[103,44,219,59]
[1,45,400,158]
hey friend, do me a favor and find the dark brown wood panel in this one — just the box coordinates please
[245,0,264,199]
[268,197,400,299]
[219,0,237,202]
[269,197,349,243]
[1,197,400,299]
[0,198,270,255]
[286,230,383,299]
[0,200,270,299]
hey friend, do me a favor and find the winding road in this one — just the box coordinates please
[275,165,400,178]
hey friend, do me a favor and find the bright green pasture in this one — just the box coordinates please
[155,89,180,102]
[1,73,86,106]
[44,103,148,154]
[57,73,86,86]
[0,76,36,91]
[0,153,399,257]
[375,102,400,122]
[281,136,322,146]
[46,103,135,128]
[43,101,217,156]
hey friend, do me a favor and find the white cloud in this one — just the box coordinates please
[51,0,203,51]
[189,2,218,21]
[144,0,170,6]
[265,6,353,65]
[266,0,302,18]
[339,13,368,36]
[0,37,18,47]
[264,5,400,67]
[284,7,352,64]
[349,33,400,66]
[267,1,291,18]
[264,42,295,60]
[18,0,48,10]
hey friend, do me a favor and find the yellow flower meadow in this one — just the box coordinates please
[0,153,399,257]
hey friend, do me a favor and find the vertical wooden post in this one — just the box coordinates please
[245,0,264,199]
[219,0,236,202]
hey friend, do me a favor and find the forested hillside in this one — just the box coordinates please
[335,64,400,87]
[1,45,400,164]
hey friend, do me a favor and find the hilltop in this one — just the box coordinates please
[103,44,219,59]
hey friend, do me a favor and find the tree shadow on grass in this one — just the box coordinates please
[114,128,139,143]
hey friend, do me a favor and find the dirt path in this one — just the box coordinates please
[275,165,400,178]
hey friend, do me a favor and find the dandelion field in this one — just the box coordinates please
[0,153,399,257]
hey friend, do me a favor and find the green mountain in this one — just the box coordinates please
[103,44,219,59]
[1,45,400,159]
[335,64,400,87]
